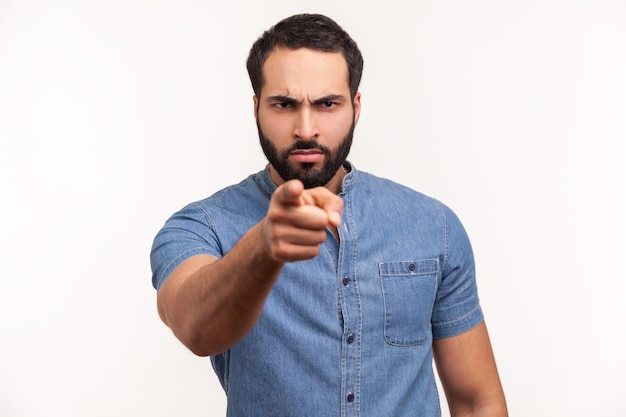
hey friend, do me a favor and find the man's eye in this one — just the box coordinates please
[320,101,336,108]
[274,102,292,109]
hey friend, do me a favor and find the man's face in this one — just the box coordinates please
[254,47,361,190]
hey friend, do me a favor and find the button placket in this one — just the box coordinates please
[337,191,360,416]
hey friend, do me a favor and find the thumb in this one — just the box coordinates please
[275,180,305,206]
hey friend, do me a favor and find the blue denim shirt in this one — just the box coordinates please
[151,163,484,417]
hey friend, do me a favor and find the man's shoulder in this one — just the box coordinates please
[187,170,269,208]
[355,170,440,206]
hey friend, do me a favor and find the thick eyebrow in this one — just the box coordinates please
[311,94,346,106]
[265,94,346,105]
[266,95,298,105]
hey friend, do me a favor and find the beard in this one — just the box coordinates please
[257,119,355,189]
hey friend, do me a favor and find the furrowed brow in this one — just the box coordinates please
[311,94,345,105]
[266,95,298,105]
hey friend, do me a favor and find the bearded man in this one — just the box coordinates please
[151,13,507,417]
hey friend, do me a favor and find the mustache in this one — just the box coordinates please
[286,140,331,153]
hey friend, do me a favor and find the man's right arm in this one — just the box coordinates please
[156,180,343,356]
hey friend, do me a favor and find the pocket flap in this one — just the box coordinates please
[379,259,439,276]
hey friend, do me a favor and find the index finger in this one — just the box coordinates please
[302,187,344,227]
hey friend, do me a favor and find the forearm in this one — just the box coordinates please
[445,374,508,417]
[161,220,283,356]
[435,323,508,417]
[448,396,508,417]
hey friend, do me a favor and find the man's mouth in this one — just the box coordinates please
[290,149,324,163]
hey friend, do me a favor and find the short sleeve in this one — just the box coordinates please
[431,205,484,338]
[150,204,222,291]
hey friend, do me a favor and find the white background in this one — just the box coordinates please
[1,1,624,416]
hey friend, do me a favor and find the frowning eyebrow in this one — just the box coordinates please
[266,94,346,105]
[266,95,298,105]
[312,94,346,105]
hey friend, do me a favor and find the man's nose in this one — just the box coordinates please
[294,107,319,141]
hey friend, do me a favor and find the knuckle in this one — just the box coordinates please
[308,246,321,257]
[266,210,282,223]
[314,230,327,243]
[273,246,289,261]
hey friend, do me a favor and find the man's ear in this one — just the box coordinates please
[353,92,361,125]
[253,95,259,120]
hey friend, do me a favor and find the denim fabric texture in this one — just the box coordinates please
[150,163,484,417]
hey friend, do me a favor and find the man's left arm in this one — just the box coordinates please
[433,321,508,417]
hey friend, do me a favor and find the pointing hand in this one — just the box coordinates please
[262,180,343,262]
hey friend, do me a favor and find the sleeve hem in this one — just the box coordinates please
[432,305,484,339]
[153,247,220,290]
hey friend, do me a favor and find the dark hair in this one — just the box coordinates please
[246,13,364,99]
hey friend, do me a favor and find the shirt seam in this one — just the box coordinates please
[441,202,450,277]
[432,304,482,330]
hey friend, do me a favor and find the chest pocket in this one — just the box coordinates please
[379,259,439,346]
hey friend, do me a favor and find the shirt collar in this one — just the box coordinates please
[254,161,359,199]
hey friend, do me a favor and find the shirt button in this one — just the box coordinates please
[347,333,354,344]
[347,392,355,403]
[408,263,416,272]
[342,277,350,286]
